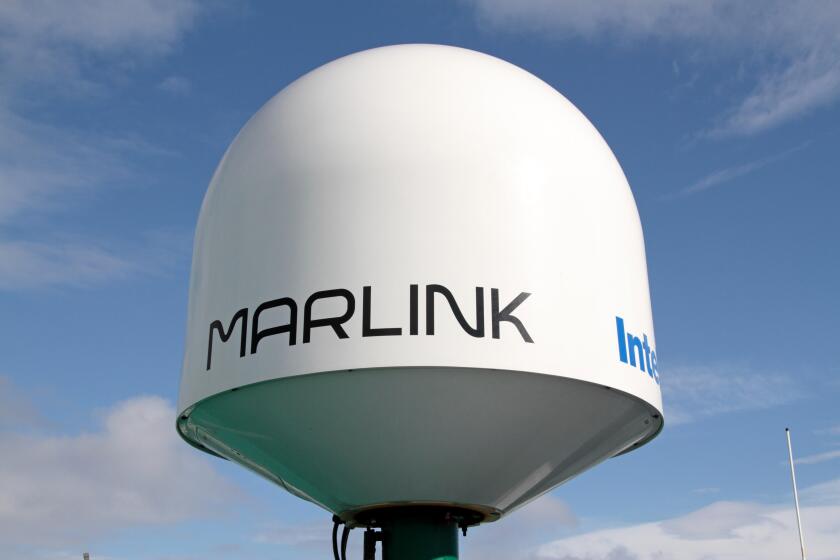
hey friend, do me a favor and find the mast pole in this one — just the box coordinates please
[786,428,806,560]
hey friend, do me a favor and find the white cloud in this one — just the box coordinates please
[794,450,840,466]
[0,0,198,84]
[534,488,840,560]
[466,0,840,136]
[0,395,239,545]
[255,521,330,547]
[659,501,776,540]
[661,365,801,425]
[0,0,196,48]
[463,494,577,560]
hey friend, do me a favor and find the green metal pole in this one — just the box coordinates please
[381,515,458,560]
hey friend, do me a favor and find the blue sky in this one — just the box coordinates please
[1,1,839,559]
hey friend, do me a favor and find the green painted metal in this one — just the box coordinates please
[178,367,657,518]
[382,516,458,560]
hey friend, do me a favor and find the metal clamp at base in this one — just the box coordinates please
[335,505,493,560]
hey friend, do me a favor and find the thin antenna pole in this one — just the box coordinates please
[786,428,806,560]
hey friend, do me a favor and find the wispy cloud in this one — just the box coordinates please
[0,240,132,290]
[0,1,198,290]
[692,487,720,495]
[816,425,840,437]
[711,49,840,137]
[466,0,840,136]
[662,364,801,425]
[0,227,191,291]
[794,449,840,466]
[158,75,192,95]
[0,103,129,224]
[674,143,808,197]
[800,477,840,505]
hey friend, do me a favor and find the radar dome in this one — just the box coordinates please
[177,44,664,526]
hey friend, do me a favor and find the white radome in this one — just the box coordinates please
[177,44,663,523]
